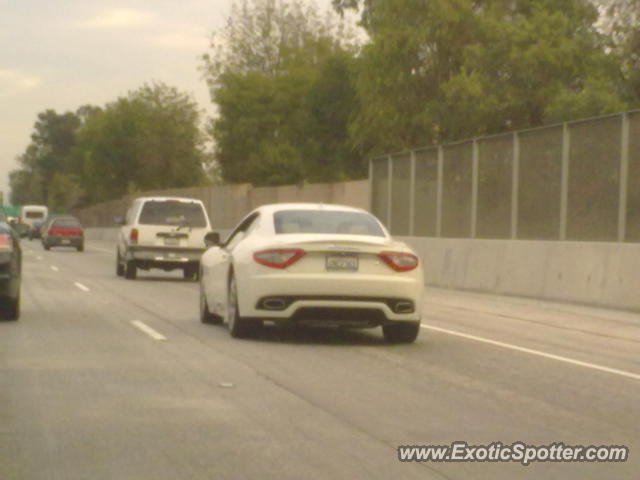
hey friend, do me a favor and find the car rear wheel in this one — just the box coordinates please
[77,244,84,252]
[227,274,260,338]
[43,243,50,251]
[382,322,420,343]
[183,266,198,281]
[125,260,137,280]
[200,284,222,325]
[1,292,20,320]
[116,251,125,276]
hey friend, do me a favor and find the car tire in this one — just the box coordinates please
[44,244,50,251]
[77,244,84,252]
[227,273,260,338]
[382,322,420,343]
[125,260,137,280]
[200,283,222,325]
[116,251,125,277]
[2,291,20,320]
[183,266,198,281]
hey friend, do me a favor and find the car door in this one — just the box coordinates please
[203,212,260,316]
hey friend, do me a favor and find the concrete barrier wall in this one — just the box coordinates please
[84,227,120,242]
[399,236,640,312]
[75,180,369,229]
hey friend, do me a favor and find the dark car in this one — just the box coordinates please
[28,220,43,240]
[0,221,21,320]
[41,216,85,252]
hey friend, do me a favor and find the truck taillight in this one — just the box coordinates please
[0,234,13,252]
[378,251,419,272]
[253,248,305,269]
[130,228,139,244]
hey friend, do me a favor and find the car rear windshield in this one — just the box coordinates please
[138,201,207,227]
[274,210,385,236]
[53,218,81,228]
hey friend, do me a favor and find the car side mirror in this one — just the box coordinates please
[114,216,125,225]
[204,231,221,248]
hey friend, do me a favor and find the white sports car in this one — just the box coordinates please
[199,203,424,343]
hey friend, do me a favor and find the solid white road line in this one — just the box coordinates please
[50,266,59,272]
[421,324,640,382]
[74,282,90,292]
[131,320,167,341]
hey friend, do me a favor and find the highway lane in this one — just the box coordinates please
[1,239,638,480]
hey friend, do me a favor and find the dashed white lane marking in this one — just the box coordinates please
[50,266,59,272]
[74,282,90,292]
[36,256,43,261]
[131,320,167,341]
[421,324,640,382]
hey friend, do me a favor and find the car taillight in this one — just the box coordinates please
[0,234,13,252]
[253,248,305,269]
[379,251,419,272]
[130,228,139,244]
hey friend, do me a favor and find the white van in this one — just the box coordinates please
[20,205,49,228]
[116,197,211,280]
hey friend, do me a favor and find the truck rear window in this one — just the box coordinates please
[139,201,207,227]
[26,211,45,219]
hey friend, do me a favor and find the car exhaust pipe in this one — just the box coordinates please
[263,298,287,310]
[394,301,414,314]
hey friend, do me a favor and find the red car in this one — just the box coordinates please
[41,217,84,252]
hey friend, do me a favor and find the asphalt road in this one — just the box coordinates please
[1,240,638,480]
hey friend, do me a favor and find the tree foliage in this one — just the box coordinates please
[596,0,640,101]
[9,109,88,209]
[202,0,363,186]
[343,0,629,157]
[73,83,208,204]
[10,83,208,208]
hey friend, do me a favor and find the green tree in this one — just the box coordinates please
[202,0,362,186]
[596,0,640,102]
[340,0,628,156]
[47,173,84,213]
[9,106,100,207]
[9,168,44,205]
[72,82,208,203]
[25,109,81,200]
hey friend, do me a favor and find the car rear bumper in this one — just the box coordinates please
[238,272,423,323]
[127,246,205,266]
[44,236,83,247]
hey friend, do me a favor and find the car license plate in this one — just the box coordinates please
[164,237,179,246]
[326,253,358,271]
[61,239,70,245]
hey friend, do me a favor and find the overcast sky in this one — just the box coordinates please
[0,0,341,202]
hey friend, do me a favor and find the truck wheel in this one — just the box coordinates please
[125,261,137,280]
[116,251,125,276]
